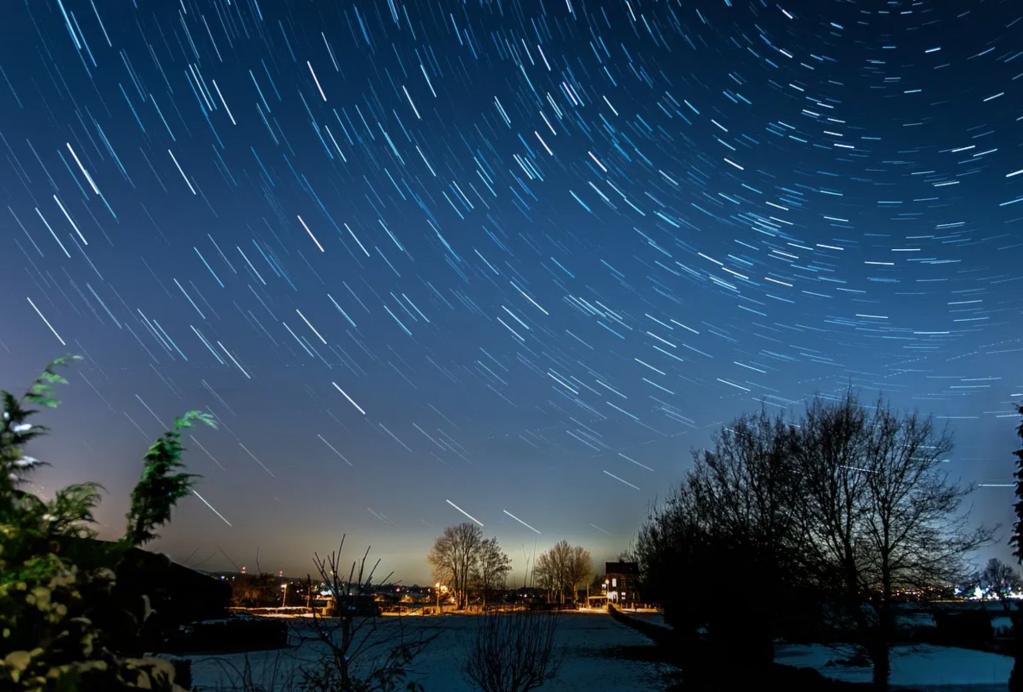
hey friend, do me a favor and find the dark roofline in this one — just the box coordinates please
[604,561,639,575]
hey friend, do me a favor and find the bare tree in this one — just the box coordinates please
[429,523,484,610]
[533,541,590,605]
[864,403,988,686]
[692,409,798,551]
[789,394,873,631]
[565,545,591,605]
[679,409,800,676]
[303,536,433,691]
[464,610,561,692]
[792,395,991,689]
[636,477,708,634]
[472,537,512,609]
[532,551,558,604]
[637,393,992,690]
[973,558,1022,603]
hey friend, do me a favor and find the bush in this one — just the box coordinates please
[464,610,561,692]
[933,610,994,646]
[0,357,213,690]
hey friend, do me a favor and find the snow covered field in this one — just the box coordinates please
[182,611,674,691]
[776,642,1012,689]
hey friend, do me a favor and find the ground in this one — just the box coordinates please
[776,642,1013,690]
[177,612,1017,690]
[180,611,675,691]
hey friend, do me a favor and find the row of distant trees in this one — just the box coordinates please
[635,391,992,690]
[428,523,511,609]
[427,524,592,609]
[533,540,591,605]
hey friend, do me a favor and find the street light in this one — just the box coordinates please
[434,582,441,614]
[281,582,288,608]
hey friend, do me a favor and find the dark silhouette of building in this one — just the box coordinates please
[602,561,640,608]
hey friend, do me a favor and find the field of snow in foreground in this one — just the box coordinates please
[183,612,673,691]
[776,643,1012,687]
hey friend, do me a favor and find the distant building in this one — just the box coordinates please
[602,561,640,607]
[316,592,381,617]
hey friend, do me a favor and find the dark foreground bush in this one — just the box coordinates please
[933,610,994,647]
[163,618,289,654]
[1,357,214,690]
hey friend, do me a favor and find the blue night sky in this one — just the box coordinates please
[1,0,1021,584]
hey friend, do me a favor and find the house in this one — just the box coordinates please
[602,561,640,608]
[314,591,381,617]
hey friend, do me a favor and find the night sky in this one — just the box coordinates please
[2,0,1021,584]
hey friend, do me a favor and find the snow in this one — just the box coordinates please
[176,611,674,691]
[992,616,1013,636]
[776,642,1012,687]
[895,611,936,630]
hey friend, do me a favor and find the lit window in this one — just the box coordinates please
[611,578,617,587]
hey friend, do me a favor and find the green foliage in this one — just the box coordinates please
[0,356,81,508]
[45,483,104,539]
[0,357,207,690]
[125,410,216,547]
[23,355,81,410]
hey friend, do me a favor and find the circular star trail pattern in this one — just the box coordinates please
[1,0,1021,578]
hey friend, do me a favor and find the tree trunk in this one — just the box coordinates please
[870,602,893,690]
[870,639,890,690]
[873,551,895,691]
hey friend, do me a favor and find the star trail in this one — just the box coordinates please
[1,0,1021,580]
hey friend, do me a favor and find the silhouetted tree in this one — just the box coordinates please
[532,551,558,603]
[638,408,800,685]
[636,478,706,632]
[472,537,512,609]
[464,610,560,692]
[533,541,590,605]
[638,393,991,691]
[303,536,433,691]
[429,523,484,610]
[793,396,990,689]
[972,558,1022,602]
[565,545,591,605]
[125,410,215,546]
[1010,404,1023,692]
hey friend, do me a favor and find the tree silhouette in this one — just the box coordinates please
[1,357,212,690]
[637,393,991,690]
[125,410,216,546]
[472,537,512,609]
[428,522,484,610]
[302,536,433,691]
[533,541,590,605]
[1010,404,1023,692]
